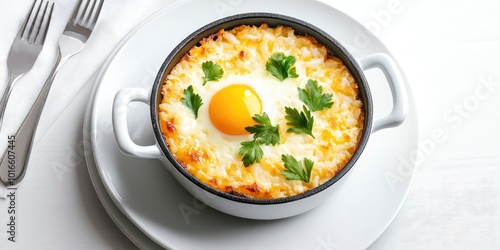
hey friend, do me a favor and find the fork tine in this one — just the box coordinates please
[67,0,82,25]
[18,0,37,39]
[36,2,54,45]
[22,0,43,41]
[83,0,97,26]
[76,0,91,26]
[30,1,48,42]
[89,0,104,29]
[30,1,49,44]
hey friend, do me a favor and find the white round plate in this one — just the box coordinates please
[84,64,167,249]
[85,0,419,249]
[84,107,164,250]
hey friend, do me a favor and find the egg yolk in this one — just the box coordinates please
[209,84,262,135]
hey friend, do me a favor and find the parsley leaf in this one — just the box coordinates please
[266,52,299,81]
[181,85,203,119]
[202,61,224,85]
[239,140,264,167]
[239,113,280,167]
[298,79,334,112]
[285,106,315,138]
[245,112,280,146]
[281,154,314,183]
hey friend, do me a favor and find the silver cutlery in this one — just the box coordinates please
[0,0,54,132]
[0,0,105,186]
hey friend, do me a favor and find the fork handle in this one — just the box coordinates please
[0,51,62,186]
[0,73,24,132]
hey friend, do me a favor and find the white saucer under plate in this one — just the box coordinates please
[84,107,164,250]
[84,0,419,249]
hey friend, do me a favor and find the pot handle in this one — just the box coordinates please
[359,53,408,133]
[112,88,163,159]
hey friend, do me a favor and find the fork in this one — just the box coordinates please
[0,0,105,186]
[0,0,54,132]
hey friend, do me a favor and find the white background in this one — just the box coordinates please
[0,0,499,249]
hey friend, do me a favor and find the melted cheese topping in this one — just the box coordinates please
[159,24,364,199]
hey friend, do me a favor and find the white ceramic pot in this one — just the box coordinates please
[112,13,408,220]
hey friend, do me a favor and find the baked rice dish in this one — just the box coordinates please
[158,23,364,199]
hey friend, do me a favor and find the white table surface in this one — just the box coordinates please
[0,0,499,249]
